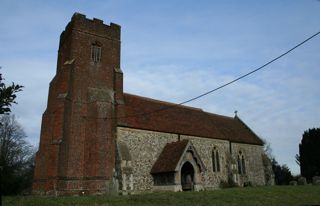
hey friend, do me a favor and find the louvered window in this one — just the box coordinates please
[91,44,102,63]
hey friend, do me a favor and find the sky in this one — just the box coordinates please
[1,0,320,175]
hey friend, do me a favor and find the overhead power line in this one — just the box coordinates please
[64,30,320,120]
[179,31,320,105]
[115,30,320,120]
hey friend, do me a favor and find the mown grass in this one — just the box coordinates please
[3,186,320,206]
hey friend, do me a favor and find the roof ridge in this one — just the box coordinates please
[168,139,188,145]
[124,92,203,112]
[203,111,235,120]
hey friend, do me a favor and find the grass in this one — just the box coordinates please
[3,186,320,206]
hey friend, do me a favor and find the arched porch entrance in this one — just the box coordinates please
[181,161,194,191]
[151,140,205,192]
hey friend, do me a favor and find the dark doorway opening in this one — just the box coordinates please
[181,161,194,191]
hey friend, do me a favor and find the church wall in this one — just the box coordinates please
[117,127,243,191]
[117,127,179,192]
[117,127,265,192]
[231,143,266,186]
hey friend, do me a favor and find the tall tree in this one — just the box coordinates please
[298,127,320,181]
[272,158,293,185]
[0,115,35,195]
[0,68,23,114]
[295,154,300,166]
[261,139,293,185]
[261,138,275,185]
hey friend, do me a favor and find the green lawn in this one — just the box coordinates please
[3,186,320,206]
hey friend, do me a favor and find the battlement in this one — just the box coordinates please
[59,13,120,47]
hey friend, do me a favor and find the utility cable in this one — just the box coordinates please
[62,30,320,120]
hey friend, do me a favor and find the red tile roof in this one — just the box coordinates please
[150,140,189,174]
[117,93,264,145]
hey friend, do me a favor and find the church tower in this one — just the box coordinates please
[33,13,123,195]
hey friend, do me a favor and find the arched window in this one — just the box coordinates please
[237,151,246,175]
[91,41,102,63]
[212,147,220,172]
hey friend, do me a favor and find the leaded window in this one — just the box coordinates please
[212,147,220,172]
[237,151,246,175]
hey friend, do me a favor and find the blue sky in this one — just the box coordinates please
[1,0,320,175]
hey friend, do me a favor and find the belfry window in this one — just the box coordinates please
[212,147,220,172]
[91,42,102,63]
[237,151,246,175]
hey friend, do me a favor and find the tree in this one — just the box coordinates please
[0,115,35,195]
[262,138,274,160]
[272,158,293,185]
[295,154,300,166]
[261,138,293,185]
[0,68,23,114]
[261,138,275,185]
[298,127,320,181]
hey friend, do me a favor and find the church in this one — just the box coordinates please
[33,13,270,195]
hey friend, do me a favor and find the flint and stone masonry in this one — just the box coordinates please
[117,127,266,193]
[33,13,270,195]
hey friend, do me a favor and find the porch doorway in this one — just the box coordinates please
[181,161,194,191]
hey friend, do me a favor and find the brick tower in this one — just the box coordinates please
[33,13,123,195]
